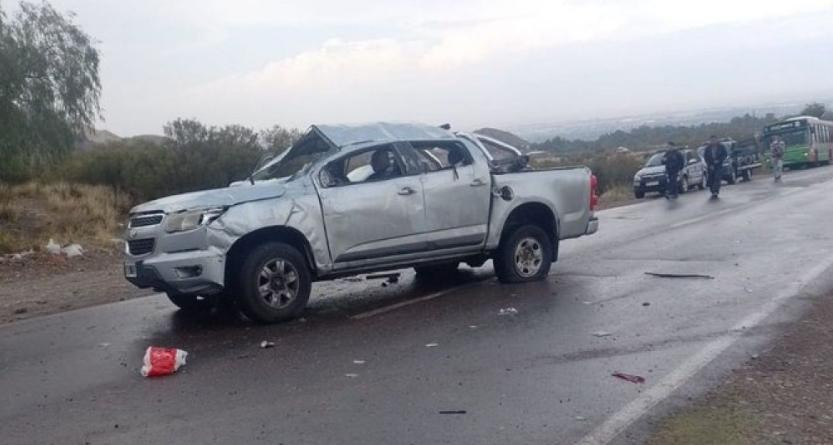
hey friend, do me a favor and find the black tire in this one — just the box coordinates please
[634,190,645,199]
[727,169,736,185]
[699,174,707,190]
[236,242,311,323]
[166,293,213,313]
[414,261,460,277]
[679,176,688,194]
[494,224,553,283]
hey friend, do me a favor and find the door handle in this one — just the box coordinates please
[398,186,416,195]
[470,178,487,187]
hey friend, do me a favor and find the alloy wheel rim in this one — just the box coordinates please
[514,237,543,277]
[257,258,300,309]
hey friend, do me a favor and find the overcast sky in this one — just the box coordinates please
[6,0,833,136]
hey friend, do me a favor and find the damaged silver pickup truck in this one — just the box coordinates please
[124,123,599,323]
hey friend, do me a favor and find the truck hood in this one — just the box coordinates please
[636,165,666,177]
[130,182,286,214]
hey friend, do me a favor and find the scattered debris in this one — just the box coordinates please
[498,307,519,316]
[612,372,645,384]
[140,346,188,377]
[751,354,759,360]
[98,342,111,348]
[468,325,478,329]
[645,272,714,280]
[344,373,359,378]
[61,244,84,257]
[342,277,362,282]
[439,410,467,414]
[575,416,587,421]
[583,301,593,305]
[642,302,651,307]
[366,272,400,284]
[352,360,365,365]
[13,307,27,315]
[260,340,275,349]
[45,239,61,255]
[592,331,612,338]
[425,342,439,348]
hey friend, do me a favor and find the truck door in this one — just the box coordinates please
[317,143,426,264]
[408,140,491,250]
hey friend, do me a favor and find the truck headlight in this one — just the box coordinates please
[164,207,226,233]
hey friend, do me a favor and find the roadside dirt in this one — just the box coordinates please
[0,248,153,324]
[646,293,833,445]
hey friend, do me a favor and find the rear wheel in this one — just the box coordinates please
[679,176,689,193]
[634,190,645,199]
[236,242,311,323]
[494,224,553,283]
[699,175,707,190]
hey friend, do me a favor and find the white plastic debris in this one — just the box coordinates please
[352,360,365,365]
[468,325,478,329]
[344,373,359,378]
[61,244,84,257]
[498,307,518,316]
[140,346,188,377]
[592,331,612,338]
[260,340,275,349]
[45,239,61,255]
[425,342,439,348]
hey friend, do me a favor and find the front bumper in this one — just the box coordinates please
[634,176,668,194]
[125,249,225,295]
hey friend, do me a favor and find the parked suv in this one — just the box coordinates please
[633,149,706,198]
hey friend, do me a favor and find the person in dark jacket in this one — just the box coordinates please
[703,135,728,199]
[662,142,684,199]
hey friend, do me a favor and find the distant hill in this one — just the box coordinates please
[473,127,530,151]
[77,129,168,150]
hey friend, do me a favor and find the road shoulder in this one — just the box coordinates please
[645,292,833,445]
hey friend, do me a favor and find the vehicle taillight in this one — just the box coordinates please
[590,174,599,211]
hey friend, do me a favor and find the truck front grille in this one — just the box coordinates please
[129,214,163,228]
[128,238,155,255]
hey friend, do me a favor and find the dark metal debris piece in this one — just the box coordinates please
[612,372,646,384]
[645,272,714,279]
[366,273,400,283]
[439,410,467,414]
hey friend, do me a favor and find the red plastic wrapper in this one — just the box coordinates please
[141,346,188,377]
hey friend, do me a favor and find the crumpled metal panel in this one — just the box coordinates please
[206,178,332,273]
[315,122,454,148]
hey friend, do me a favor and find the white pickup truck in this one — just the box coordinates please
[124,123,598,323]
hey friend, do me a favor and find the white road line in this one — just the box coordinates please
[576,253,833,445]
[350,285,470,320]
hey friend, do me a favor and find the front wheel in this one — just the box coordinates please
[679,176,689,194]
[494,224,553,283]
[236,242,311,323]
[634,190,645,199]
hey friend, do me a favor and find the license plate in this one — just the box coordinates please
[646,181,659,186]
[124,263,137,278]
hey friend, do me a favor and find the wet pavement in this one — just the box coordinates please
[4,167,833,444]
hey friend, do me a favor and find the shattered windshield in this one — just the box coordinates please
[251,131,334,181]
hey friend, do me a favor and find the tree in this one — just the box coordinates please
[261,125,302,156]
[0,1,101,181]
[801,102,826,118]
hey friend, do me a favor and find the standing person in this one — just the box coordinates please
[703,135,728,199]
[770,135,785,182]
[662,142,684,199]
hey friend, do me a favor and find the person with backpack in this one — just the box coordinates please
[703,135,728,199]
[662,142,685,199]
[770,135,785,182]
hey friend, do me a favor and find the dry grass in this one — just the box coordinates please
[598,184,636,210]
[0,182,130,254]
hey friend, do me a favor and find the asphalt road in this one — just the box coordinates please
[4,167,833,445]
